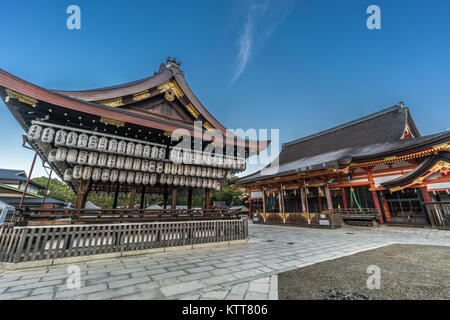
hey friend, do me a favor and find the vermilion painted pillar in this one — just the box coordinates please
[371,190,384,224]
[324,185,333,211]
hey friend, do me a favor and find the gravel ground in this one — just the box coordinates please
[279,244,450,300]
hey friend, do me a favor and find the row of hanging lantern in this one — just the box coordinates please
[65,166,220,190]
[169,149,246,171]
[28,124,246,171]
[46,147,232,180]
[28,125,166,159]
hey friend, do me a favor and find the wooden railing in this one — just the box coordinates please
[13,208,238,226]
[424,202,450,229]
[332,208,380,227]
[0,219,248,263]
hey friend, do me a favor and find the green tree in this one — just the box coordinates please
[32,177,76,204]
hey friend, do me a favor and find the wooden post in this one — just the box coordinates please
[112,183,119,209]
[75,180,91,210]
[171,188,177,210]
[19,150,38,209]
[324,185,333,211]
[163,188,169,209]
[41,168,53,208]
[303,181,309,213]
[187,188,193,209]
[140,187,146,209]
[317,194,323,213]
[204,189,210,210]
[300,187,306,213]
[278,185,285,213]
[248,188,253,218]
[129,186,137,209]
[262,188,267,214]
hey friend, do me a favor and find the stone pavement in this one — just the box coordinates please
[0,223,448,300]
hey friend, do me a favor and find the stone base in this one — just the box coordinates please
[0,238,249,271]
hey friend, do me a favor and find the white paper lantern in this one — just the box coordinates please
[226,171,232,180]
[124,157,133,170]
[156,162,164,173]
[141,160,149,172]
[194,153,202,165]
[196,178,202,188]
[212,169,217,178]
[27,125,42,141]
[64,169,73,181]
[97,153,108,167]
[92,168,102,181]
[179,175,185,186]
[66,149,78,164]
[206,155,213,167]
[177,164,183,175]
[150,146,159,159]
[77,133,89,149]
[54,130,67,147]
[167,175,174,185]
[215,181,221,191]
[41,127,55,144]
[164,163,171,174]
[191,177,197,187]
[170,163,177,175]
[108,139,118,153]
[206,168,212,178]
[134,144,143,157]
[135,172,143,184]
[88,152,99,166]
[142,173,150,185]
[169,149,176,162]
[185,176,191,186]
[47,149,57,163]
[143,145,151,158]
[118,140,127,154]
[149,161,156,172]
[107,154,116,168]
[115,156,125,169]
[217,157,223,168]
[159,174,167,185]
[183,151,192,164]
[101,169,110,182]
[183,165,190,176]
[218,169,224,179]
[150,174,157,185]
[158,147,166,160]
[73,165,83,180]
[126,171,135,184]
[126,142,135,155]
[82,166,92,180]
[110,169,119,183]
[77,150,88,165]
[173,175,179,186]
[98,137,108,152]
[133,159,141,171]
[66,132,78,147]
[88,135,99,150]
[118,170,127,183]
[201,167,207,177]
[195,167,202,177]
[232,159,238,170]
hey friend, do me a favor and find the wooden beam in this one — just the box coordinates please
[129,186,137,209]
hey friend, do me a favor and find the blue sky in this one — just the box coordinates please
[1,0,449,178]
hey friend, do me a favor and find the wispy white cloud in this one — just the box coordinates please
[230,0,294,86]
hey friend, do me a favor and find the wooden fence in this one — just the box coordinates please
[252,212,342,229]
[424,201,450,229]
[0,219,248,263]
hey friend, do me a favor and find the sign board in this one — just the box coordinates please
[319,219,330,226]
[250,190,264,199]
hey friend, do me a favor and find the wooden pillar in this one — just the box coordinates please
[300,187,306,213]
[112,183,119,209]
[278,185,285,213]
[187,188,193,209]
[41,168,53,208]
[204,189,210,210]
[140,187,146,209]
[75,180,90,209]
[317,194,323,213]
[171,188,177,210]
[262,188,267,214]
[19,150,38,209]
[163,188,169,209]
[129,186,137,209]
[247,188,252,217]
[324,185,333,211]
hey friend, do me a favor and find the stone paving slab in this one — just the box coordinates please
[0,223,449,300]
